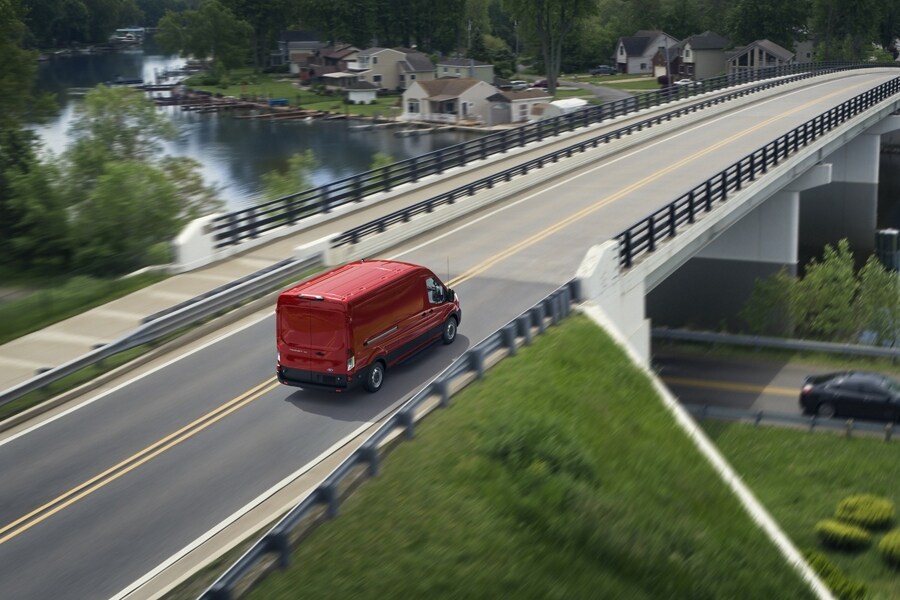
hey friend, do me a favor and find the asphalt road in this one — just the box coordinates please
[1,70,897,600]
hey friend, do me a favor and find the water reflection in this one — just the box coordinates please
[32,48,483,211]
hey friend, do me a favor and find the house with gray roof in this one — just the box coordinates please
[272,31,325,73]
[436,58,495,84]
[726,39,794,74]
[401,77,498,124]
[615,30,679,74]
[485,88,552,125]
[356,47,435,91]
[681,31,730,79]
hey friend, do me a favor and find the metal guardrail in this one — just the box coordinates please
[684,403,897,441]
[211,63,868,249]
[331,65,874,248]
[198,280,580,600]
[616,74,900,268]
[0,256,321,408]
[652,328,900,360]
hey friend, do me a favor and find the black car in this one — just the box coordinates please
[800,371,900,422]
[589,65,616,76]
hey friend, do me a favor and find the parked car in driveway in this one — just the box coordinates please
[799,371,900,421]
[509,80,529,91]
[589,65,616,75]
[531,79,548,88]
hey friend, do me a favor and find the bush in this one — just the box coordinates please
[815,519,872,550]
[835,494,895,529]
[878,528,900,567]
[143,242,173,266]
[804,550,868,600]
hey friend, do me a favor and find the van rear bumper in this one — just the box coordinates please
[277,365,362,391]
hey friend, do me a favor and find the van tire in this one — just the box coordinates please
[364,361,385,393]
[442,316,458,345]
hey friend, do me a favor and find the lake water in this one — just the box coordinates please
[32,47,483,211]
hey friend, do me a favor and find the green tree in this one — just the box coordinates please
[159,156,223,221]
[726,0,808,48]
[502,0,597,93]
[793,239,858,341]
[260,150,318,203]
[69,161,180,274]
[156,0,253,71]
[6,158,72,270]
[811,0,881,60]
[856,255,900,346]
[739,267,797,336]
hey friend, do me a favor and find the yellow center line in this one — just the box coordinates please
[450,85,854,287]
[663,376,798,397]
[0,378,279,545]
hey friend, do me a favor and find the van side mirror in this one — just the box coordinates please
[446,288,455,302]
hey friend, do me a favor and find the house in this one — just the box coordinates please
[320,71,361,91]
[680,31,730,79]
[299,43,361,83]
[726,39,794,74]
[401,77,498,124]
[356,47,435,91]
[485,88,552,126]
[272,31,325,73]
[435,58,495,84]
[615,30,679,74]
[345,80,379,104]
[794,40,815,64]
[652,45,682,80]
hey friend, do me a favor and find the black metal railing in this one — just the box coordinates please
[616,75,900,268]
[198,281,579,600]
[211,63,871,249]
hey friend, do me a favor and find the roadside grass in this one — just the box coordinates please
[0,272,168,345]
[655,340,900,378]
[601,79,661,91]
[248,314,813,600]
[702,421,900,598]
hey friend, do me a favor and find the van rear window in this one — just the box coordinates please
[280,305,345,350]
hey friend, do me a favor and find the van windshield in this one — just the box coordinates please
[280,304,346,350]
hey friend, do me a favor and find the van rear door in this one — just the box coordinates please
[278,297,348,375]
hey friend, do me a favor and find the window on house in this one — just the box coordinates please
[408,99,420,113]
[685,49,691,58]
[373,56,378,64]
[410,74,416,80]
[619,46,624,56]
[373,74,382,83]
[456,68,460,74]
[640,62,647,70]
[519,103,528,117]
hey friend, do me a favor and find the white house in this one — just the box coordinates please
[726,39,794,74]
[435,58,495,84]
[615,30,679,74]
[485,88,553,126]
[402,77,498,124]
[345,80,379,104]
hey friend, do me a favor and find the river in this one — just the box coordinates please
[32,46,483,212]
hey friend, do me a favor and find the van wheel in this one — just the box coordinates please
[442,316,458,345]
[364,361,385,393]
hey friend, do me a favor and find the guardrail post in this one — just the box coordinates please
[320,483,339,518]
[360,442,379,476]
[687,191,695,224]
[845,419,853,438]
[668,204,676,238]
[353,175,363,202]
[480,137,488,160]
[885,423,893,442]
[247,208,258,239]
[647,218,656,252]
[519,128,526,148]
[437,378,451,407]
[704,181,712,211]
[410,156,419,183]
[809,415,817,431]
[518,314,533,346]
[470,347,486,378]
[559,287,571,316]
[320,185,331,213]
[203,586,232,600]
[502,323,517,356]
[382,164,392,192]
[399,408,415,438]
[267,531,291,568]
[532,304,547,334]
[547,295,560,325]
[436,152,444,175]
[754,411,763,426]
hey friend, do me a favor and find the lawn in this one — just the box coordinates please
[601,78,662,91]
[703,422,900,598]
[249,314,814,600]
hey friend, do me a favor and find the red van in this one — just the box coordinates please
[276,260,461,393]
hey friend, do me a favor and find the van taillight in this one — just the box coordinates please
[801,384,813,395]
[347,351,355,371]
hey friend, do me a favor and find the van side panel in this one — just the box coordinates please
[350,274,424,368]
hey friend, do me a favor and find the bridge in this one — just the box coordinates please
[1,65,899,599]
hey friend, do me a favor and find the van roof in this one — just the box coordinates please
[280,260,422,303]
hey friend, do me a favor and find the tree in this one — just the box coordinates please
[856,255,900,346]
[811,0,881,60]
[6,158,72,270]
[502,0,597,94]
[739,267,796,336]
[156,0,253,71]
[260,151,318,203]
[726,0,808,48]
[68,161,180,274]
[793,239,858,341]
[159,156,224,222]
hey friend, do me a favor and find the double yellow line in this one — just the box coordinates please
[0,378,279,545]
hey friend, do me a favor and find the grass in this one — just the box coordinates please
[248,314,814,599]
[702,421,900,598]
[601,79,662,91]
[0,272,168,345]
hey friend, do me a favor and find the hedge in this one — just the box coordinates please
[878,528,900,567]
[804,550,868,600]
[815,519,872,550]
[835,494,895,530]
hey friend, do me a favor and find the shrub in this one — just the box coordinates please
[878,528,900,567]
[143,242,173,266]
[815,519,872,550]
[804,550,868,600]
[835,494,895,529]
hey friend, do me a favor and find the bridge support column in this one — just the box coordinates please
[646,165,831,330]
[576,242,650,365]
[800,133,880,259]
